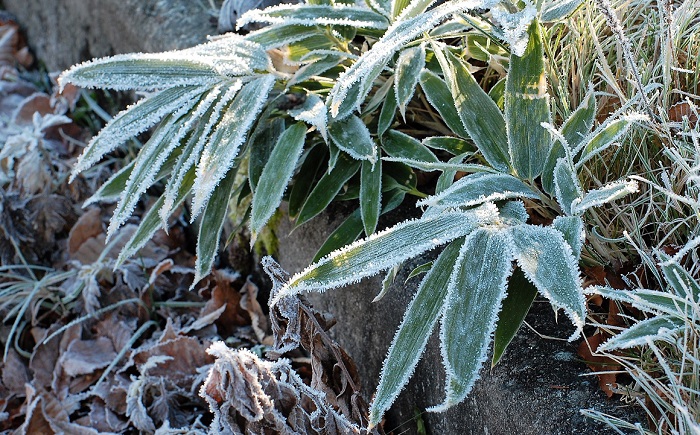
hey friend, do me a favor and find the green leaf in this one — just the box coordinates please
[382,130,438,163]
[575,117,634,168]
[288,145,328,218]
[251,123,308,237]
[70,86,204,178]
[419,172,538,209]
[571,178,639,215]
[438,49,510,172]
[422,137,474,155]
[296,154,361,226]
[115,167,196,268]
[378,85,398,136]
[395,44,426,118]
[328,115,378,162]
[248,117,286,190]
[383,161,417,191]
[434,228,513,410]
[405,261,433,282]
[419,70,470,139]
[657,251,700,300]
[541,88,596,194]
[505,19,551,180]
[488,77,506,110]
[238,4,390,29]
[192,75,276,219]
[598,315,685,352]
[361,157,382,235]
[553,157,582,216]
[492,268,537,366]
[246,24,323,49]
[194,166,239,287]
[510,224,586,334]
[289,54,344,86]
[275,203,499,302]
[369,239,463,426]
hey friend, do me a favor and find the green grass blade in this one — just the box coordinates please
[288,145,328,218]
[433,228,513,410]
[492,268,537,366]
[361,157,382,235]
[439,49,510,172]
[296,154,362,226]
[382,130,438,162]
[275,203,499,302]
[511,224,586,335]
[328,115,378,163]
[193,166,239,287]
[370,239,463,426]
[418,172,538,209]
[395,44,426,119]
[378,85,398,136]
[251,123,308,237]
[587,286,695,317]
[505,19,551,180]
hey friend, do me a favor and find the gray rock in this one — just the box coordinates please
[2,0,216,71]
[276,203,644,434]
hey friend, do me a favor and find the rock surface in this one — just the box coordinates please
[276,203,643,434]
[2,0,216,71]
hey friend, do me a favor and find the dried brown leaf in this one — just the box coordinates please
[68,208,103,257]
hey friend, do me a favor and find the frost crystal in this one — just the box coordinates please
[491,2,537,56]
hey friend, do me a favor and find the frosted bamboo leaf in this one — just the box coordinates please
[394,44,426,119]
[238,4,390,29]
[329,0,496,118]
[553,157,583,216]
[505,19,551,180]
[84,160,134,206]
[191,75,276,220]
[585,286,694,317]
[194,167,239,287]
[181,34,271,73]
[510,224,586,336]
[246,25,321,50]
[69,86,203,180]
[273,203,500,304]
[657,251,700,300]
[382,130,438,163]
[438,48,510,172]
[370,239,463,427]
[383,157,494,174]
[491,2,537,56]
[161,81,242,223]
[289,94,328,141]
[570,178,639,215]
[328,115,378,163]
[541,0,585,22]
[574,115,641,168]
[106,111,193,239]
[360,156,382,235]
[598,316,685,352]
[251,123,308,237]
[432,228,513,411]
[418,173,538,209]
[498,200,529,225]
[551,216,585,261]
